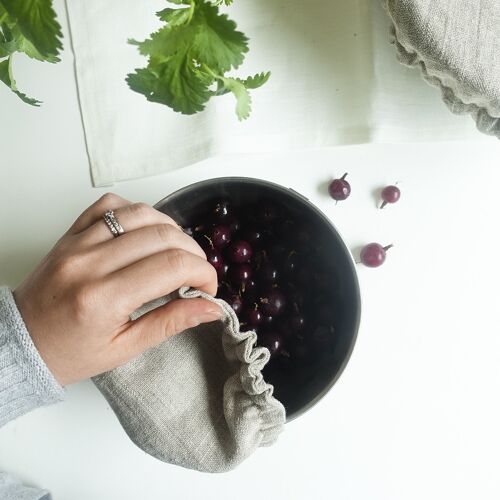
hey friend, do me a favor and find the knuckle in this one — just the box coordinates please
[166,248,189,275]
[205,265,218,294]
[206,261,217,283]
[71,283,98,319]
[161,313,185,339]
[154,223,176,244]
[53,234,73,253]
[99,192,118,205]
[129,202,152,220]
[161,212,180,228]
[51,252,85,280]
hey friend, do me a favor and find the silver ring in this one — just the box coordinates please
[103,210,125,237]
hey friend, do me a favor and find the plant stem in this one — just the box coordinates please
[187,0,196,23]
[201,63,220,80]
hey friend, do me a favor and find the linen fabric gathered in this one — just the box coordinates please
[92,287,286,473]
[384,0,500,138]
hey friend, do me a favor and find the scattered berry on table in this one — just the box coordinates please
[328,173,351,202]
[360,242,393,267]
[380,185,401,209]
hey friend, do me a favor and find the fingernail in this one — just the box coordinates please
[196,308,223,324]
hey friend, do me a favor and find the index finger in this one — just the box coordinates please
[102,249,218,314]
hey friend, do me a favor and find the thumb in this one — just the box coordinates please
[119,297,223,357]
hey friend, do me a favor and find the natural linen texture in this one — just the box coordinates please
[385,0,500,138]
[93,288,286,473]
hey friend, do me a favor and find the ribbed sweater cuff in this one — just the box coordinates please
[0,286,65,427]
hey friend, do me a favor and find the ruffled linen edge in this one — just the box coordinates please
[384,4,500,139]
[179,287,286,446]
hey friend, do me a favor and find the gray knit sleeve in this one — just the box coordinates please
[0,286,65,427]
[0,472,51,500]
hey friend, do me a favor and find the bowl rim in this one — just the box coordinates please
[154,176,362,422]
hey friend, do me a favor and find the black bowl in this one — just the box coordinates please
[155,177,361,421]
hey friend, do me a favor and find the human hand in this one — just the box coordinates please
[14,193,221,386]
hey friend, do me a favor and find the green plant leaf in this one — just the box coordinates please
[213,71,271,96]
[0,23,17,57]
[191,1,248,73]
[127,0,267,118]
[0,56,41,105]
[0,6,59,62]
[241,71,270,89]
[219,76,251,120]
[127,55,212,115]
[156,7,191,26]
[0,0,62,59]
[133,12,197,61]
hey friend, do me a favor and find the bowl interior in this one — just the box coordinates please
[155,177,360,420]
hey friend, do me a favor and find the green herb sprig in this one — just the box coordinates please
[127,0,269,120]
[0,0,62,105]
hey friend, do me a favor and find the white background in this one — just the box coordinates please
[1,0,500,499]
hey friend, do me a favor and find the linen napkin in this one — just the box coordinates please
[65,0,487,186]
[384,0,500,139]
[93,288,286,473]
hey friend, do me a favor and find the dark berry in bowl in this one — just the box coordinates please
[227,240,253,263]
[228,263,252,286]
[219,290,243,316]
[269,241,286,258]
[206,248,223,276]
[283,251,300,275]
[243,227,264,246]
[244,305,263,327]
[261,314,275,327]
[288,312,306,334]
[227,216,241,234]
[210,225,232,249]
[213,200,233,222]
[257,202,280,225]
[258,262,280,284]
[258,330,284,358]
[260,288,287,317]
[240,278,257,300]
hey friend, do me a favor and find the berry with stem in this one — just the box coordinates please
[380,185,401,209]
[360,243,393,268]
[328,173,351,202]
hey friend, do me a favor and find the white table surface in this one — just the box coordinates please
[2,3,500,500]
